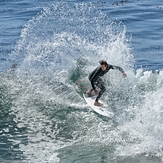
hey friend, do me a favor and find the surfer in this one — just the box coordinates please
[86,60,127,106]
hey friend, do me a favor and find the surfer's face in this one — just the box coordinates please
[101,65,107,71]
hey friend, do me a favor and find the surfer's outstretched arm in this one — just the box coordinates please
[110,65,127,77]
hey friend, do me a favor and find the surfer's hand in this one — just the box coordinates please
[122,72,127,78]
[94,89,98,95]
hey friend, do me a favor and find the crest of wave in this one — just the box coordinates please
[9,2,134,107]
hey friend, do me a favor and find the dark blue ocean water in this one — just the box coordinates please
[0,0,163,163]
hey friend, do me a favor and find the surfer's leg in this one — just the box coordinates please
[95,85,106,101]
[86,76,94,96]
[95,78,106,102]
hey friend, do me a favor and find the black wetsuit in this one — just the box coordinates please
[89,64,124,102]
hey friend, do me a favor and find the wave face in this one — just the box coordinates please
[1,2,163,163]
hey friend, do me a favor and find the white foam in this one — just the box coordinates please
[8,2,163,162]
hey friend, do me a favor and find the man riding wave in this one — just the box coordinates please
[86,60,127,106]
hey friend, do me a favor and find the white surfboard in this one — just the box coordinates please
[83,93,114,118]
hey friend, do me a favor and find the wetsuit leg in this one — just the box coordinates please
[94,78,106,102]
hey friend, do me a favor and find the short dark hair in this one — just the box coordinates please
[99,60,107,66]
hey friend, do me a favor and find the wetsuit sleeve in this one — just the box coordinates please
[110,65,124,73]
[90,67,100,90]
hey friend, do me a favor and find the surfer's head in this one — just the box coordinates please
[99,60,107,71]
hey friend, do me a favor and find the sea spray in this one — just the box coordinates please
[5,2,163,162]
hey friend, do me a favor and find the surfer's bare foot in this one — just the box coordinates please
[94,101,103,106]
[86,90,92,97]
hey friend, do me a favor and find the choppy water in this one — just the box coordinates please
[0,0,163,163]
